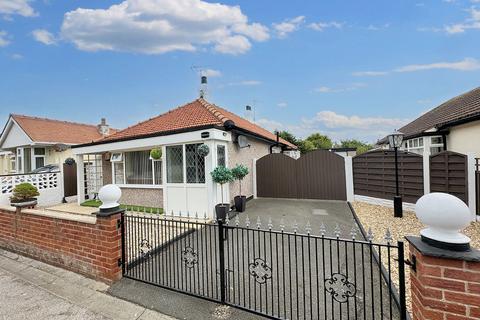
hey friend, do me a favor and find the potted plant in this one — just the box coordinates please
[231,164,249,212]
[150,148,162,160]
[10,183,40,208]
[210,166,234,220]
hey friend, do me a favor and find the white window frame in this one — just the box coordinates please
[33,147,46,169]
[110,153,123,162]
[111,151,163,188]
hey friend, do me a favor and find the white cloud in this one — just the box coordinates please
[307,111,407,130]
[228,80,262,86]
[32,29,56,45]
[445,7,480,34]
[366,23,390,31]
[314,83,366,93]
[352,71,388,77]
[394,57,480,72]
[0,0,36,17]
[202,69,222,77]
[308,21,343,31]
[0,30,10,47]
[272,16,305,38]
[257,111,409,143]
[61,0,269,55]
[10,53,23,59]
[277,102,288,108]
[353,58,480,76]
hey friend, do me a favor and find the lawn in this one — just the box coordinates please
[81,199,163,214]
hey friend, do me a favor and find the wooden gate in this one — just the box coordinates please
[256,150,347,200]
[63,162,77,198]
[430,151,468,204]
[353,150,424,203]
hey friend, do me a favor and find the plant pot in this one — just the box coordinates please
[234,196,247,212]
[10,198,37,209]
[215,203,229,221]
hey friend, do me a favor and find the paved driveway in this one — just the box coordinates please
[238,198,359,238]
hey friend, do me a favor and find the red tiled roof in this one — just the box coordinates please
[11,114,117,144]
[98,98,296,148]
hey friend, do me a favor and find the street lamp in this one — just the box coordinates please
[388,130,404,218]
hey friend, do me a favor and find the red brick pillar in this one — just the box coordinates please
[407,236,480,320]
[95,209,124,283]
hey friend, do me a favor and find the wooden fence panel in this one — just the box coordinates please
[256,150,347,200]
[63,163,77,198]
[353,150,424,203]
[430,151,468,204]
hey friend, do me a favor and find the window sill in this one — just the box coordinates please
[115,184,163,189]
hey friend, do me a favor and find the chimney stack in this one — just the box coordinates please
[199,76,208,99]
[97,118,110,136]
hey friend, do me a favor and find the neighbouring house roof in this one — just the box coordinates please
[383,86,480,142]
[84,98,297,149]
[4,114,117,145]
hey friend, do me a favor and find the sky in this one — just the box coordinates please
[0,0,479,143]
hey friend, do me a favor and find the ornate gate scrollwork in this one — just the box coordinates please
[324,273,356,303]
[139,239,152,258]
[182,246,198,268]
[249,258,272,284]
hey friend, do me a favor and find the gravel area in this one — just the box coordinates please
[352,201,480,314]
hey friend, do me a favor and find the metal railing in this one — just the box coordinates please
[121,212,407,320]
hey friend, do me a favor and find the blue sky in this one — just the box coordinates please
[1,0,479,143]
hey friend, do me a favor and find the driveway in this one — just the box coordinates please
[238,198,359,237]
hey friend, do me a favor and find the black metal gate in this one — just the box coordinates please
[121,213,407,320]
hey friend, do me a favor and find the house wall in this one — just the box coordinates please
[120,188,163,208]
[228,137,270,203]
[45,148,73,166]
[447,120,480,157]
[0,155,8,174]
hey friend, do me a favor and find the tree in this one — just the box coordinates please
[339,139,373,155]
[305,133,333,149]
[298,139,315,154]
[277,131,298,145]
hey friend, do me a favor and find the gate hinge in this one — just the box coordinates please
[118,258,123,267]
[405,255,416,272]
[117,219,122,229]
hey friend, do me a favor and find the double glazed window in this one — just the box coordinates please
[166,144,206,184]
[112,150,162,185]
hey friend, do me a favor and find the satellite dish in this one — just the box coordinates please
[237,135,250,148]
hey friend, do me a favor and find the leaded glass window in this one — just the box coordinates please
[154,160,162,185]
[186,143,205,183]
[217,145,226,167]
[114,162,124,184]
[167,145,184,183]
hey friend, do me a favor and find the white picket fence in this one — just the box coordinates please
[0,172,64,206]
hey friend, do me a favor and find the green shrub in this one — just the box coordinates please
[11,183,39,202]
[211,166,234,204]
[231,164,249,196]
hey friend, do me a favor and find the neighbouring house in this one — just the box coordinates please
[329,147,357,157]
[379,86,480,157]
[0,114,115,174]
[72,98,296,217]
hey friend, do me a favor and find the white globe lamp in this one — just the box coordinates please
[98,184,122,212]
[415,193,472,251]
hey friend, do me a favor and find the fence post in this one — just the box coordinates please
[467,152,476,219]
[217,220,226,303]
[344,156,354,202]
[397,241,407,320]
[422,152,430,196]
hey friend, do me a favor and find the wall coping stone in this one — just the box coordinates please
[406,236,480,262]
[1,204,97,224]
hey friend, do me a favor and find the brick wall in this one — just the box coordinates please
[0,206,122,283]
[409,243,480,320]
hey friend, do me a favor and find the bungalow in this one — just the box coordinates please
[379,86,480,157]
[72,98,296,218]
[0,114,115,175]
